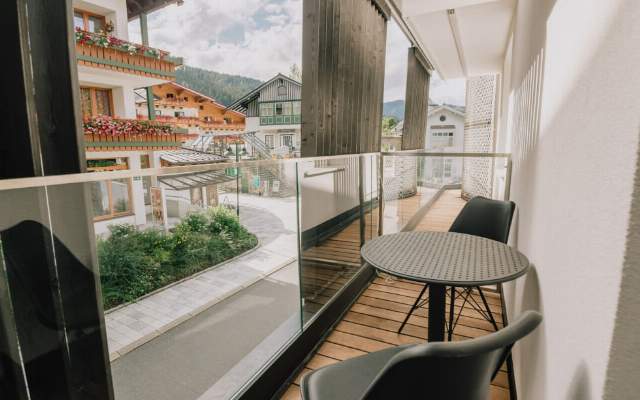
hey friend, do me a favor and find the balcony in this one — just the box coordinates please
[75,29,178,81]
[83,115,182,150]
[139,115,245,132]
[0,151,516,400]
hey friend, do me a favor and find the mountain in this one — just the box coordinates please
[175,65,262,106]
[383,100,405,120]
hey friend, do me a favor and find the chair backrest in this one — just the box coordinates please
[449,196,516,244]
[362,310,542,400]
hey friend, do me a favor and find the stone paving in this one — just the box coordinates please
[105,194,299,361]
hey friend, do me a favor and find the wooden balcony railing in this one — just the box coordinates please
[83,116,182,151]
[136,114,245,132]
[75,29,178,80]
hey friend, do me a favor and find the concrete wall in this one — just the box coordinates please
[500,0,640,399]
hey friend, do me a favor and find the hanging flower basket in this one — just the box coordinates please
[75,28,169,60]
[84,115,174,136]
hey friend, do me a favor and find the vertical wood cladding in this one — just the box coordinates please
[402,47,431,150]
[301,0,389,156]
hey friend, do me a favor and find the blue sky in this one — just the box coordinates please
[130,0,465,105]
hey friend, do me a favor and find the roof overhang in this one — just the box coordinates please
[389,0,515,79]
[126,0,184,20]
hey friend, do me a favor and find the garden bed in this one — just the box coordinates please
[98,206,258,309]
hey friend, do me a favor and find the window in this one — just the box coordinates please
[80,87,113,119]
[175,111,185,117]
[74,9,106,33]
[166,93,175,99]
[87,158,133,220]
[439,115,447,122]
[275,103,284,115]
[277,85,287,96]
[199,105,204,110]
[264,135,274,148]
[260,103,274,116]
[183,97,189,102]
[431,131,454,147]
[224,117,232,124]
[293,101,301,115]
[283,102,292,115]
[203,116,213,123]
[444,159,453,178]
[281,134,294,148]
[154,110,162,116]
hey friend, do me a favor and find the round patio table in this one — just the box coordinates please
[361,231,530,342]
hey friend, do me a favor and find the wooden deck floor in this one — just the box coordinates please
[282,190,513,400]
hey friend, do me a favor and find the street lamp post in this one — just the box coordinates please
[227,139,247,217]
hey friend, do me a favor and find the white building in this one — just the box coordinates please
[228,74,302,158]
[73,0,182,235]
[424,104,466,184]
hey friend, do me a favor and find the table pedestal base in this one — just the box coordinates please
[428,284,446,342]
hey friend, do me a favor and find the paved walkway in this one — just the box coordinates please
[105,194,299,361]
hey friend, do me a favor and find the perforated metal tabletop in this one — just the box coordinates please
[361,231,530,287]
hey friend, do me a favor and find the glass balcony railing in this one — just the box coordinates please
[380,151,512,234]
[0,151,511,400]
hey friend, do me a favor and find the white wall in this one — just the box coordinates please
[73,0,129,39]
[425,108,465,152]
[501,0,640,399]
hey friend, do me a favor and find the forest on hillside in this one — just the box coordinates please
[176,65,262,106]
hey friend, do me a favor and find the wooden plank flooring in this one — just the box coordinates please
[282,190,513,400]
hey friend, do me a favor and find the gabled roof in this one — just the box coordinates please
[147,82,245,117]
[227,73,301,113]
[428,104,466,117]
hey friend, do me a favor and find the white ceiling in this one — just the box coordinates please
[391,0,516,79]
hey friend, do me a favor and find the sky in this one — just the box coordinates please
[130,0,465,106]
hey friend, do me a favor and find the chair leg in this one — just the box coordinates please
[477,286,499,331]
[447,286,455,341]
[398,283,428,333]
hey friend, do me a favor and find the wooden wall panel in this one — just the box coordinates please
[401,47,431,150]
[301,0,389,157]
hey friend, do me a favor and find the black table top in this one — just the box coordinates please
[361,231,530,286]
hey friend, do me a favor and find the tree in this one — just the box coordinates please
[289,63,302,82]
[381,116,399,136]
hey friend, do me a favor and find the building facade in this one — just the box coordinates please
[424,104,465,185]
[73,0,190,235]
[228,74,302,158]
[136,81,247,156]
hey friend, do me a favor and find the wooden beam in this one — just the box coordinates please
[302,0,388,156]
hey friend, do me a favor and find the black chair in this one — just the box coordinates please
[301,310,541,400]
[398,196,516,338]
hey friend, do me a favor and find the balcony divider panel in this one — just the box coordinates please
[0,1,112,399]
[402,47,431,150]
[301,0,388,156]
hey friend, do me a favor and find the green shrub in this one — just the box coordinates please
[98,206,257,309]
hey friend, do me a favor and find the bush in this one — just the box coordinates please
[98,206,257,309]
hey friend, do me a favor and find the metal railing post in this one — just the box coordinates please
[359,155,366,247]
[378,153,384,236]
[504,156,513,201]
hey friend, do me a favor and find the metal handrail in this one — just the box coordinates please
[381,151,511,158]
[0,151,511,193]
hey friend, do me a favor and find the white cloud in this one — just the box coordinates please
[383,20,409,102]
[129,1,464,105]
[129,0,302,81]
